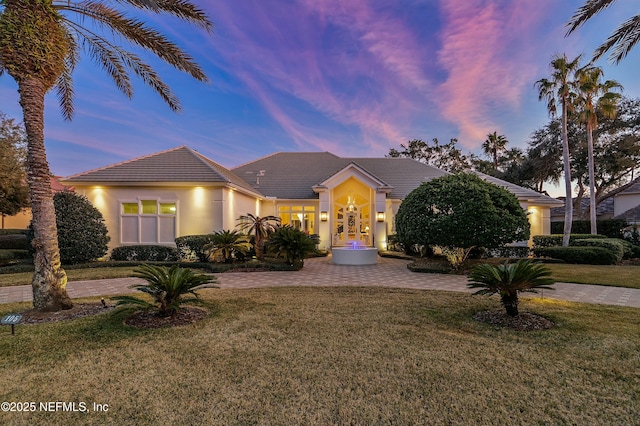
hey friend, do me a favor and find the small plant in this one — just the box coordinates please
[467,260,555,316]
[433,245,472,270]
[237,213,281,260]
[112,264,218,317]
[266,226,319,267]
[204,230,252,263]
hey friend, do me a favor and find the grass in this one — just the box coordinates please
[409,257,640,289]
[544,263,640,288]
[0,266,139,287]
[0,287,638,425]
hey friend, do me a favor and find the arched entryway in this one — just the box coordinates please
[332,178,372,246]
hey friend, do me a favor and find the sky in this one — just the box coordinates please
[1,0,640,194]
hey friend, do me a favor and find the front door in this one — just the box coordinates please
[333,204,371,246]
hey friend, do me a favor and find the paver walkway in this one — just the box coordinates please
[1,256,639,308]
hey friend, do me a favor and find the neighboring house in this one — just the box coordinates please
[550,197,615,223]
[550,177,640,226]
[1,176,71,229]
[62,146,562,251]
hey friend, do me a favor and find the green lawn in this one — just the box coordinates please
[0,266,139,287]
[0,287,637,425]
[545,263,640,288]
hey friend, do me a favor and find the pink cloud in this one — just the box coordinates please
[435,0,554,147]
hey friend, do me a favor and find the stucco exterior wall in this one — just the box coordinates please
[1,209,31,229]
[75,185,234,250]
[614,193,640,217]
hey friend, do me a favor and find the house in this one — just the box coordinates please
[1,176,72,229]
[62,146,562,251]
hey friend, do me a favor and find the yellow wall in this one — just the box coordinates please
[1,209,31,229]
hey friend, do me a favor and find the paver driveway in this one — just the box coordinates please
[1,256,639,308]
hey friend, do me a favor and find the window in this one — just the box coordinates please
[121,200,177,244]
[278,205,315,234]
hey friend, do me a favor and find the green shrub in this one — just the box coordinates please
[0,234,28,249]
[633,245,640,258]
[533,246,618,265]
[486,246,531,258]
[266,226,319,267]
[0,249,30,265]
[204,230,252,263]
[175,235,216,262]
[0,229,27,235]
[110,245,178,262]
[551,219,628,239]
[572,238,624,263]
[468,260,555,316]
[532,234,607,248]
[112,264,218,317]
[34,192,110,264]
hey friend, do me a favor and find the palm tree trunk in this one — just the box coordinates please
[587,125,598,234]
[561,103,573,247]
[18,78,72,311]
[501,293,519,317]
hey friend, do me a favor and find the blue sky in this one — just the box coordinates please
[1,0,639,193]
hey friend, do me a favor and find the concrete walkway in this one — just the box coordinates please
[1,256,639,308]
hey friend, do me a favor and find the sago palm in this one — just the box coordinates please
[112,264,218,317]
[237,213,281,260]
[536,54,582,247]
[575,65,622,234]
[566,0,640,63]
[266,225,319,266]
[468,260,555,317]
[204,229,252,263]
[0,0,212,311]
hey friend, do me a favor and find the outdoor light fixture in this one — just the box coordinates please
[376,212,385,222]
[320,211,328,221]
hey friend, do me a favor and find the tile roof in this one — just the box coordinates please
[551,197,615,217]
[614,205,640,222]
[232,152,448,199]
[474,172,563,206]
[62,146,260,195]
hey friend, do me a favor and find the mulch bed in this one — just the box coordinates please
[20,302,114,324]
[18,303,208,329]
[473,310,555,331]
[123,307,208,328]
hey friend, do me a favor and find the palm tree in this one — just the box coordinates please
[536,54,582,247]
[237,213,281,260]
[482,131,508,171]
[575,65,623,234]
[0,1,212,311]
[566,0,640,63]
[468,260,555,317]
[204,230,252,263]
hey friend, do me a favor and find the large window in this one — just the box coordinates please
[121,200,176,244]
[278,205,315,234]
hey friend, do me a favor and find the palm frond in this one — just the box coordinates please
[60,2,208,82]
[54,32,80,121]
[594,15,640,63]
[110,295,155,310]
[566,0,617,35]
[109,0,213,31]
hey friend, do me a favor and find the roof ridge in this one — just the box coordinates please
[63,145,188,180]
[186,147,232,183]
[232,151,340,169]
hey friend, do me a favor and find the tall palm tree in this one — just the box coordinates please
[482,131,508,171]
[536,54,582,247]
[237,214,281,260]
[0,1,212,311]
[566,0,640,63]
[575,65,622,234]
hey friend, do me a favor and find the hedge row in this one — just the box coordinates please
[551,219,628,239]
[532,234,607,248]
[0,234,29,250]
[533,246,619,265]
[110,245,179,262]
[175,235,216,262]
